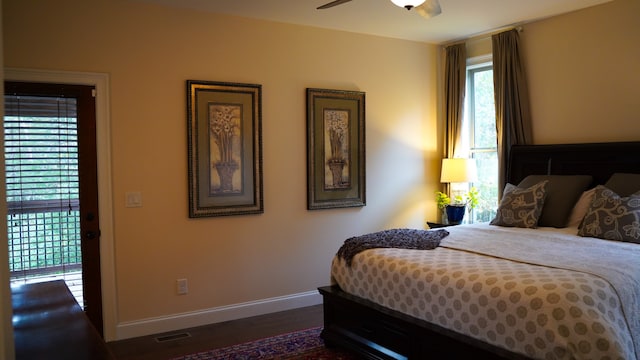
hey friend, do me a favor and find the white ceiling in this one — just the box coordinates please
[137,0,613,44]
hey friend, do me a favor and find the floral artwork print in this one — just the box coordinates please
[209,104,242,194]
[323,109,350,190]
[188,80,263,217]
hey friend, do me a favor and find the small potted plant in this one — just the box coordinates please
[435,187,479,225]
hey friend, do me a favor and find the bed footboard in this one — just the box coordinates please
[318,285,526,360]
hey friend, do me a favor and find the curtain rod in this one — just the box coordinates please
[442,25,524,48]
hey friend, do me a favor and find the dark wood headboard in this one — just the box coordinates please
[507,141,640,186]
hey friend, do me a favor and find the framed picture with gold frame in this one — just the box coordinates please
[306,88,366,210]
[187,80,263,217]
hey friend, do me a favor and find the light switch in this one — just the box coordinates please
[125,191,142,208]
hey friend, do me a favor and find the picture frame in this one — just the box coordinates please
[187,80,263,217]
[306,88,366,210]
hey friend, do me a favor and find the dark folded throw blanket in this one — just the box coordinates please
[337,228,449,267]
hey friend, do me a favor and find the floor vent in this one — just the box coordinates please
[154,332,192,343]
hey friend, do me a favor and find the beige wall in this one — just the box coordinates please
[460,0,640,146]
[3,0,439,339]
[458,0,639,145]
[522,0,640,144]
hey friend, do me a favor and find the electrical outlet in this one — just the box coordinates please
[176,278,188,295]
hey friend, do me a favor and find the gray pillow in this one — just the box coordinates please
[604,173,640,197]
[578,185,640,244]
[518,175,593,228]
[490,180,548,228]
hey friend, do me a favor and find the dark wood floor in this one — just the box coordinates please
[107,304,324,360]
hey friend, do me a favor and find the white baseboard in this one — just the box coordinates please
[114,290,323,340]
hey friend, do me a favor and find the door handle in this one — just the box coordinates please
[85,230,100,239]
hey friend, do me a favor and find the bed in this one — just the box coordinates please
[319,141,640,360]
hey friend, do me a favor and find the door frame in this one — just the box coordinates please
[5,68,117,341]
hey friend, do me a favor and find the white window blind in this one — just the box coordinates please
[4,94,82,281]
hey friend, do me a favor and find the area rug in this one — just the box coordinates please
[171,326,358,360]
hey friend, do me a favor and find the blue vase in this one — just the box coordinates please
[445,205,466,225]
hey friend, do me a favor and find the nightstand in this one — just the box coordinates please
[427,221,458,229]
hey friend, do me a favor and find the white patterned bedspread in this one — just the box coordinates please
[331,224,640,360]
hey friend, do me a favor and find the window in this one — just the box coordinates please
[461,62,498,222]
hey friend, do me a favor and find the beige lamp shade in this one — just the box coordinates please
[440,158,478,183]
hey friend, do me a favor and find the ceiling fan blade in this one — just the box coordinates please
[414,0,442,19]
[317,0,353,10]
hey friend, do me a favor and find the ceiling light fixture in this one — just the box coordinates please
[390,0,426,10]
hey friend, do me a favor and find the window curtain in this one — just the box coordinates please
[492,29,533,193]
[444,43,466,159]
[443,43,467,197]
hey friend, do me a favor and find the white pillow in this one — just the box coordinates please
[567,188,596,228]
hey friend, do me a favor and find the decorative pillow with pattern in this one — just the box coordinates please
[578,185,640,244]
[490,180,548,228]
